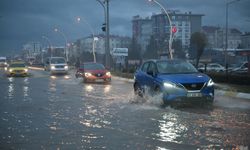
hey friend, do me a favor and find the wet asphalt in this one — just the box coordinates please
[0,68,249,150]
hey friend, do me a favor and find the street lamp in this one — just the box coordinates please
[96,0,111,68]
[76,17,97,63]
[42,35,53,58]
[225,0,240,72]
[54,28,69,62]
[148,0,173,59]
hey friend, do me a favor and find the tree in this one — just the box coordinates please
[128,37,141,60]
[190,32,207,67]
[172,39,185,59]
[143,36,158,59]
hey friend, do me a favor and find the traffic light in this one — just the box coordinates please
[102,23,106,32]
[172,26,177,33]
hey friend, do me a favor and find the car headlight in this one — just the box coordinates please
[24,68,28,72]
[4,67,7,71]
[163,82,177,88]
[51,65,55,70]
[207,79,214,87]
[4,62,7,65]
[106,72,111,76]
[64,65,69,69]
[9,69,13,72]
[84,72,92,77]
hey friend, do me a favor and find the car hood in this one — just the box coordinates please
[157,73,210,83]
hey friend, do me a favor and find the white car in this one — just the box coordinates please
[230,61,248,75]
[44,57,69,74]
[0,57,8,67]
[204,63,225,73]
[197,63,225,73]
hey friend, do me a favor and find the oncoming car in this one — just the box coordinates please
[75,62,111,83]
[44,57,68,74]
[5,61,29,77]
[134,59,214,106]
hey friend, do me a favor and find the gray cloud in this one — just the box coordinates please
[0,0,249,55]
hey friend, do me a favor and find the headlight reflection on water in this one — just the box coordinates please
[156,113,187,143]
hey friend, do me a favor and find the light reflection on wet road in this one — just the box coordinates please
[0,69,249,150]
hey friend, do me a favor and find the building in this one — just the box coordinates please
[151,11,203,50]
[132,11,204,56]
[202,26,242,49]
[132,15,152,53]
[241,32,250,49]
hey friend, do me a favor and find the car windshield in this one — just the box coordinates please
[10,63,25,67]
[157,60,198,74]
[81,63,105,70]
[0,59,6,62]
[50,58,66,64]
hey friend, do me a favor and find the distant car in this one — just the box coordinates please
[198,63,225,73]
[0,57,8,67]
[206,63,225,72]
[133,59,214,105]
[230,61,248,75]
[5,61,28,77]
[75,62,111,83]
[44,57,68,74]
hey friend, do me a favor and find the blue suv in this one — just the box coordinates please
[133,59,214,105]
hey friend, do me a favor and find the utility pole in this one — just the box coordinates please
[97,0,111,69]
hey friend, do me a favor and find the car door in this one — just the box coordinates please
[145,62,158,91]
[136,62,150,88]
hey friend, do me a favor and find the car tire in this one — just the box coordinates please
[134,83,143,97]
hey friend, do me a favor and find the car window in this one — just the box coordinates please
[10,63,26,67]
[50,58,66,64]
[147,62,157,73]
[157,60,198,74]
[83,63,105,70]
[141,62,149,72]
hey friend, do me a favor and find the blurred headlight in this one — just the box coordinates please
[9,69,13,72]
[207,79,214,87]
[4,67,7,71]
[51,65,55,70]
[64,65,69,69]
[106,72,111,76]
[24,68,28,72]
[163,82,176,88]
[85,72,92,77]
[4,62,7,65]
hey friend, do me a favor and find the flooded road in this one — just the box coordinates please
[0,69,249,149]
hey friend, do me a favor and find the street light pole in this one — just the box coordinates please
[42,35,52,58]
[96,0,111,68]
[54,28,69,62]
[149,0,173,59]
[77,17,97,63]
[225,0,240,71]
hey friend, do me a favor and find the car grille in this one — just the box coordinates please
[93,73,104,77]
[55,65,65,68]
[13,70,25,73]
[181,83,205,91]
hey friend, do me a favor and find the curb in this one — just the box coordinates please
[113,76,250,100]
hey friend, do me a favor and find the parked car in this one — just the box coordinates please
[44,57,68,74]
[198,63,225,73]
[133,59,214,106]
[0,57,8,67]
[5,61,28,77]
[230,61,248,75]
[75,62,111,83]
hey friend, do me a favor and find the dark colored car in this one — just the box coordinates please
[75,62,111,83]
[134,59,214,105]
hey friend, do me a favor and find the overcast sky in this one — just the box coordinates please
[0,0,249,55]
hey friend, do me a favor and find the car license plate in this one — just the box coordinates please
[187,92,202,97]
[95,79,103,82]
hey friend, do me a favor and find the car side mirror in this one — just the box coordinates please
[147,70,156,77]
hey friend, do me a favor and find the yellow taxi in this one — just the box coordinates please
[5,61,29,77]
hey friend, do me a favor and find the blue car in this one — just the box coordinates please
[133,59,214,105]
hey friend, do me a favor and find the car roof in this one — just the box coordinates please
[143,59,188,63]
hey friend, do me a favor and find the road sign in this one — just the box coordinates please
[111,48,128,56]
